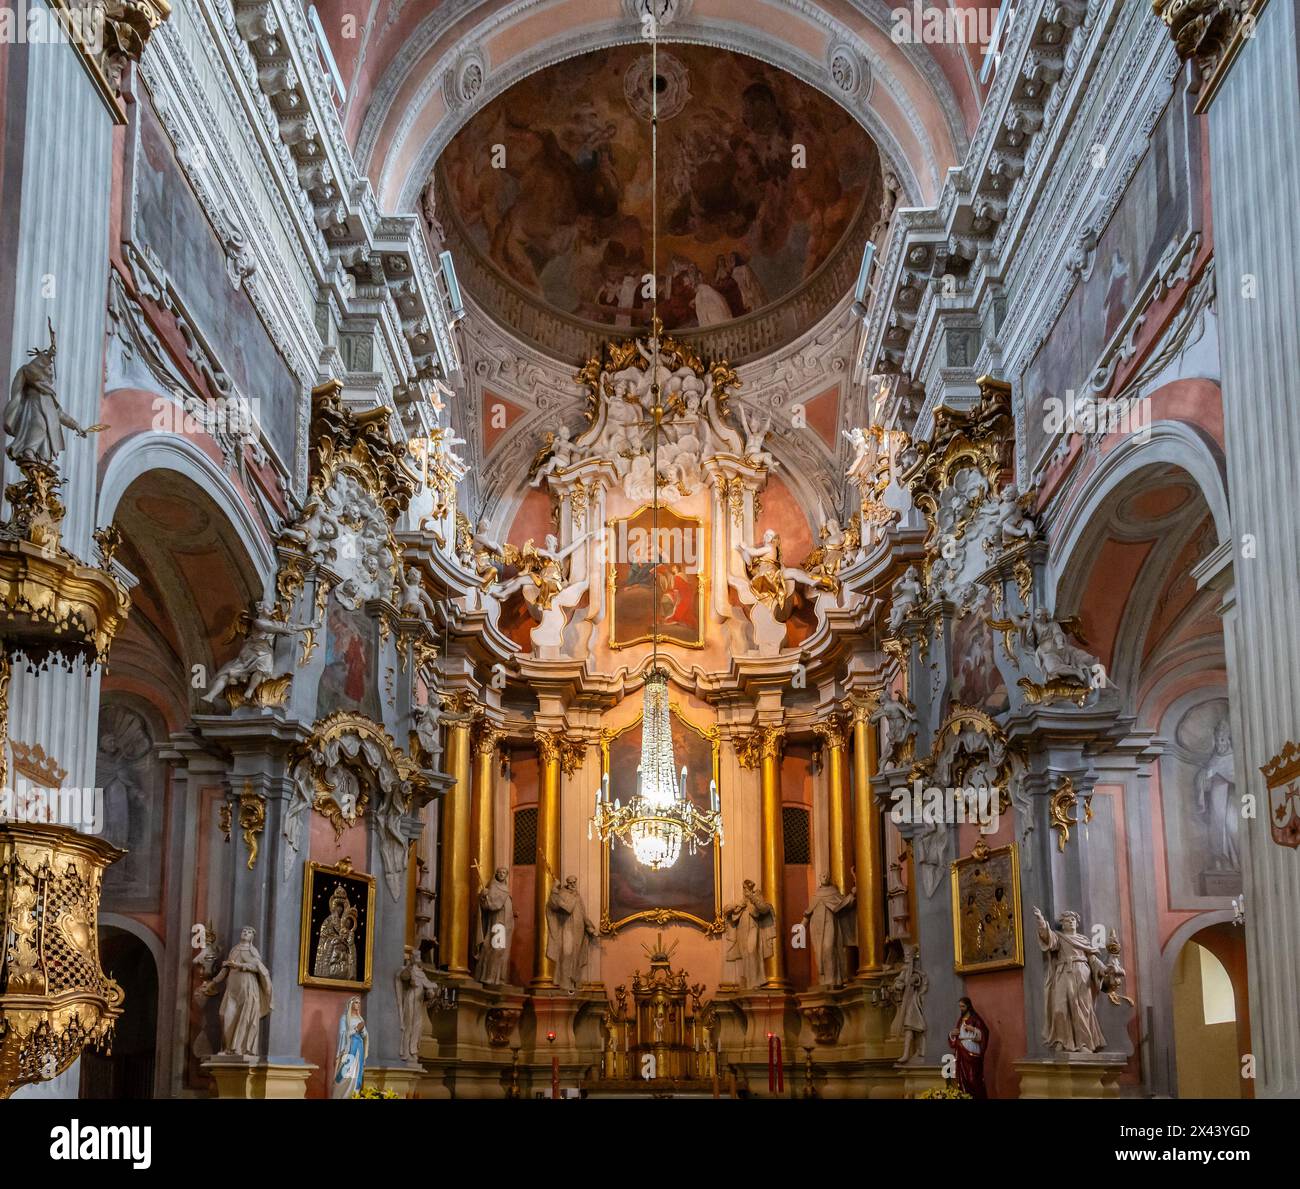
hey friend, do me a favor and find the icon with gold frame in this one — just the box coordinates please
[600,703,721,931]
[950,838,1024,974]
[606,503,706,650]
[299,858,376,990]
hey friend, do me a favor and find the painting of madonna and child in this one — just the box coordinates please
[608,505,705,649]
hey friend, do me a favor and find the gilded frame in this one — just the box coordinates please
[599,703,722,932]
[299,859,377,990]
[606,503,707,650]
[950,840,1024,974]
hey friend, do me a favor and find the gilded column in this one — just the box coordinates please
[438,705,475,976]
[471,721,503,897]
[758,725,787,987]
[813,714,851,892]
[850,695,885,974]
[532,730,562,986]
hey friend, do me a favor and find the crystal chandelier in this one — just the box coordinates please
[588,28,722,871]
[590,670,723,870]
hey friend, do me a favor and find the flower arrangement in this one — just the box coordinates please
[917,1082,972,1100]
[352,1084,402,1100]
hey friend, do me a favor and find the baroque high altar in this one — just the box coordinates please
[0,0,1293,1112]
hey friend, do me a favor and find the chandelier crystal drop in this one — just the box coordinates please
[587,28,722,871]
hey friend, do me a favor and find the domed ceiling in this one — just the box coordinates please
[435,44,882,362]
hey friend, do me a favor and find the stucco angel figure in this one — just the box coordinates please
[723,879,777,989]
[843,426,878,489]
[887,565,924,632]
[493,532,589,611]
[202,601,314,704]
[993,483,1037,547]
[1033,907,1111,1053]
[737,404,777,469]
[1018,607,1098,687]
[797,514,859,599]
[529,423,578,487]
[737,530,791,615]
[279,498,340,563]
[395,946,437,1061]
[398,566,438,625]
[202,926,273,1057]
[4,320,104,466]
[411,701,443,766]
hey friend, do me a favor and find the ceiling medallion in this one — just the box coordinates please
[624,50,690,122]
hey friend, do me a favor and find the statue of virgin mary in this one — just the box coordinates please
[331,997,368,1099]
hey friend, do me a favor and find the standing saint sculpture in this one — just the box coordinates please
[331,997,368,1099]
[201,926,274,1057]
[545,876,598,993]
[395,946,437,1062]
[1195,717,1238,872]
[947,997,989,1098]
[313,883,359,982]
[722,878,778,989]
[4,320,100,465]
[890,944,928,1062]
[1033,907,1109,1052]
[202,600,313,705]
[802,873,856,987]
[474,866,515,986]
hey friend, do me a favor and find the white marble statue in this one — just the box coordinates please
[474,866,515,986]
[202,601,313,704]
[843,426,877,489]
[398,566,437,625]
[737,404,776,469]
[395,946,437,1062]
[530,423,577,487]
[723,878,778,989]
[331,996,368,1098]
[994,483,1037,547]
[890,944,928,1062]
[1020,607,1098,686]
[871,693,917,766]
[545,876,598,993]
[280,498,340,563]
[201,926,273,1058]
[888,565,923,631]
[1033,907,1110,1053]
[803,873,857,987]
[1195,718,1239,871]
[412,702,442,765]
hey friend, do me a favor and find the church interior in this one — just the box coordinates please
[1,0,1298,1113]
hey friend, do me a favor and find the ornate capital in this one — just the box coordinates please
[50,0,172,121]
[735,724,785,768]
[812,713,848,751]
[474,722,505,757]
[1153,0,1257,101]
[846,692,881,725]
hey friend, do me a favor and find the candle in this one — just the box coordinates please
[709,779,718,814]
[602,772,610,802]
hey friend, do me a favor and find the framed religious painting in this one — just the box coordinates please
[600,704,721,932]
[299,858,376,990]
[607,504,706,649]
[950,839,1024,974]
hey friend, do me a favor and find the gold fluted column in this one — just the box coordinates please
[471,722,503,894]
[758,725,788,987]
[814,714,851,892]
[532,730,562,986]
[438,705,475,976]
[850,694,885,974]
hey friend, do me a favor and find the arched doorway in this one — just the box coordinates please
[1172,923,1249,1098]
[79,927,159,1098]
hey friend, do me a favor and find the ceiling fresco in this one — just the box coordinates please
[436,43,882,339]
